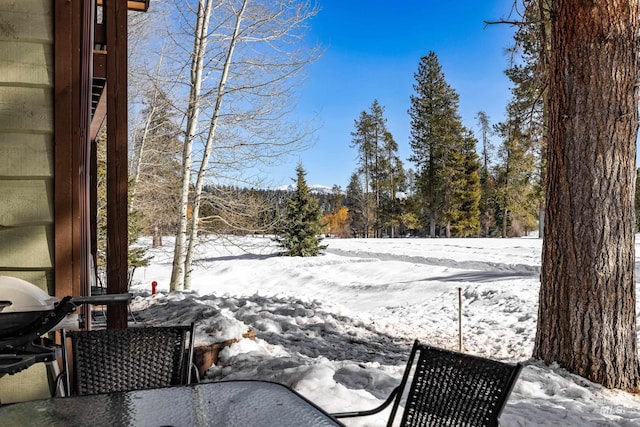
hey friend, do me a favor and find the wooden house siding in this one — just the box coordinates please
[0,133,53,177]
[0,1,54,42]
[0,0,54,293]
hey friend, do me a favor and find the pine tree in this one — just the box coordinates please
[275,164,327,256]
[449,131,481,237]
[493,114,537,237]
[378,129,405,238]
[95,129,149,287]
[504,0,549,236]
[351,100,403,237]
[475,111,496,236]
[409,52,480,237]
[345,173,369,237]
[535,0,639,391]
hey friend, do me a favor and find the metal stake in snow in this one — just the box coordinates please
[458,287,463,352]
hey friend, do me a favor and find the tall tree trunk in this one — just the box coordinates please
[184,0,247,290]
[428,153,436,238]
[170,0,212,292]
[152,226,161,248]
[502,207,507,238]
[534,0,640,391]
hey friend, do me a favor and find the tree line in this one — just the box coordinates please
[127,39,640,244]
[199,50,543,241]
[336,51,540,239]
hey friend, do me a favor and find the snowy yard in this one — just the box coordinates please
[130,236,640,426]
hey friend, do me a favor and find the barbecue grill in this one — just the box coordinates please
[0,276,131,375]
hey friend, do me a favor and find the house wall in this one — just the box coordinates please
[0,0,55,293]
[0,0,55,404]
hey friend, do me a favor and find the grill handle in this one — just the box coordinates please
[69,293,132,306]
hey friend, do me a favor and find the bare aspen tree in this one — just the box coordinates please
[130,48,167,202]
[198,186,280,235]
[128,4,184,247]
[166,0,320,291]
[129,65,183,246]
[170,0,214,291]
[182,0,247,291]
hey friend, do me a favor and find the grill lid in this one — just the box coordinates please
[0,276,58,313]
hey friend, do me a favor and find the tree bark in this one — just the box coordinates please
[534,0,640,391]
[170,0,212,292]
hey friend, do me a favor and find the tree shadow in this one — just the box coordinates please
[132,291,414,396]
[429,271,538,283]
[196,253,281,262]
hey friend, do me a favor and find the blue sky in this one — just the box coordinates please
[267,1,518,189]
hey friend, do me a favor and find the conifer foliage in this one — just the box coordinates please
[275,164,327,256]
[409,52,481,237]
[350,100,405,237]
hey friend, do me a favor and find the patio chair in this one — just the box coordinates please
[60,323,197,396]
[331,341,522,427]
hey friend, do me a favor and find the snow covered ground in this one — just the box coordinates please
[130,235,640,426]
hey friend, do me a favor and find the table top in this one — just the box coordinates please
[0,380,345,427]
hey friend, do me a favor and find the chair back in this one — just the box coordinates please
[388,341,521,427]
[62,324,195,396]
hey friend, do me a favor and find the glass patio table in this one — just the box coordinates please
[0,380,345,427]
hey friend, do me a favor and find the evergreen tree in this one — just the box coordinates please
[345,173,369,237]
[351,100,403,237]
[95,129,149,287]
[399,169,423,236]
[275,164,327,256]
[493,114,538,237]
[409,52,457,236]
[378,130,405,238]
[409,52,480,237]
[535,0,640,391]
[475,111,496,236]
[504,0,549,236]
[448,131,482,237]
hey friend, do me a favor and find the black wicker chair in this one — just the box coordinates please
[331,341,522,427]
[60,324,196,396]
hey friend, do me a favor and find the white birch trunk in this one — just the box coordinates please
[184,0,248,291]
[170,0,212,291]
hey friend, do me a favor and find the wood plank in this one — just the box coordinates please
[90,82,107,141]
[54,0,76,300]
[0,41,54,86]
[0,179,53,226]
[106,0,130,329]
[93,50,106,79]
[0,87,53,133]
[96,0,150,12]
[54,0,80,298]
[0,225,53,269]
[77,0,94,323]
[0,133,53,177]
